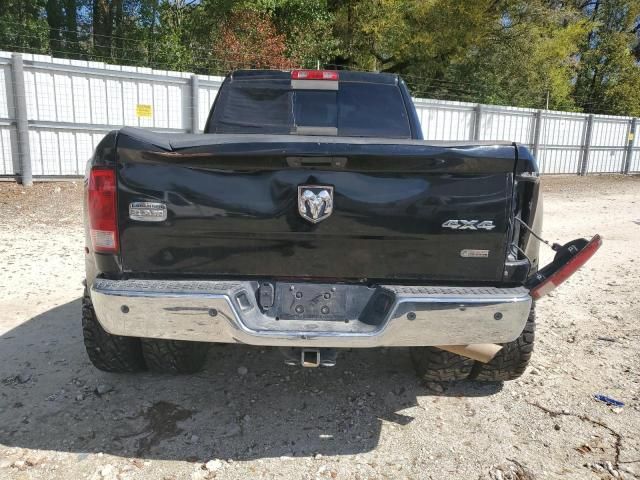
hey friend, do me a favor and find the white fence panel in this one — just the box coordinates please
[0,126,16,175]
[538,147,583,175]
[588,149,626,174]
[537,112,586,174]
[591,118,629,147]
[630,122,640,173]
[23,70,38,120]
[168,83,186,130]
[75,131,102,173]
[15,54,194,131]
[122,80,138,126]
[0,53,209,176]
[36,71,57,121]
[0,51,639,178]
[542,113,586,146]
[105,78,124,125]
[198,76,223,132]
[137,81,153,128]
[0,59,16,175]
[481,108,535,146]
[28,130,43,175]
[0,62,13,119]
[54,73,75,122]
[89,76,109,124]
[413,99,475,141]
[73,75,92,123]
[29,128,107,175]
[588,118,630,173]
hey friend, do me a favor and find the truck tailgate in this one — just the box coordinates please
[115,130,517,283]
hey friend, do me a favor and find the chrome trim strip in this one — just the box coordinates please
[90,279,532,348]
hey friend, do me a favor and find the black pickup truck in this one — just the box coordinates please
[82,69,601,381]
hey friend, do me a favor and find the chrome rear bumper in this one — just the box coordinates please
[90,279,532,348]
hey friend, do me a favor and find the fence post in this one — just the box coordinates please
[579,114,594,176]
[190,74,199,134]
[11,53,32,186]
[623,118,636,175]
[473,104,482,141]
[532,109,543,159]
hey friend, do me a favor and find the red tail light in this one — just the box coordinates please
[88,167,119,253]
[291,70,339,81]
[530,235,602,299]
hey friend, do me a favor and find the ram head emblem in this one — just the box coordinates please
[298,186,334,224]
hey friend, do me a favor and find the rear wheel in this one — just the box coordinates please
[471,305,536,382]
[82,290,146,373]
[141,338,209,374]
[410,304,536,382]
[411,347,475,382]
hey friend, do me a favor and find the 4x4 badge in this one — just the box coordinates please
[298,185,334,224]
[442,219,496,231]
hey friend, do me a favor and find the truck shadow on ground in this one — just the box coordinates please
[0,299,501,461]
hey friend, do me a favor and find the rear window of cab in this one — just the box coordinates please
[208,80,412,139]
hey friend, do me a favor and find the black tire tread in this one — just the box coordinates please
[471,305,536,382]
[141,338,208,374]
[82,291,146,373]
[410,347,475,381]
[410,304,536,383]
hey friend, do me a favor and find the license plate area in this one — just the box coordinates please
[274,283,348,321]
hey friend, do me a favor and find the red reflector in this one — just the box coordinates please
[88,167,119,253]
[291,70,339,81]
[530,235,602,299]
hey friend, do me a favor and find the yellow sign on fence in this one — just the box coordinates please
[136,104,153,118]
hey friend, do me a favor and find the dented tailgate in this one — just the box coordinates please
[115,131,517,283]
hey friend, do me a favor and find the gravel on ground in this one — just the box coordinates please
[0,175,639,479]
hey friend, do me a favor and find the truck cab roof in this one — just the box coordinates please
[229,69,400,85]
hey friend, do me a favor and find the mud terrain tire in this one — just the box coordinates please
[410,304,536,382]
[82,291,146,373]
[140,338,209,374]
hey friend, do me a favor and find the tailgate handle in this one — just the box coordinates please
[286,156,347,168]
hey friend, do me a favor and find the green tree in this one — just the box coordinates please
[0,1,49,54]
[325,1,590,109]
[212,8,295,69]
[449,1,590,109]
[1,0,639,114]
[574,0,640,116]
[272,0,339,68]
[326,0,409,70]
[150,1,206,72]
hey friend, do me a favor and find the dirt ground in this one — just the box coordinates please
[0,175,639,480]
